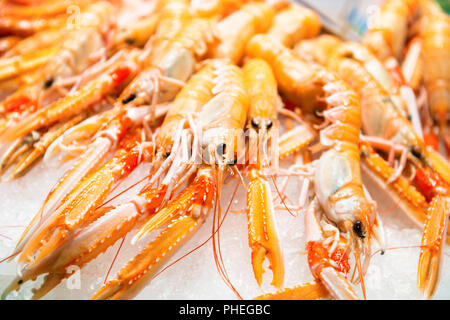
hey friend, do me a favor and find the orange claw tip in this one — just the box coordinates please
[254,281,329,300]
[417,196,449,299]
[251,246,266,286]
[247,175,284,288]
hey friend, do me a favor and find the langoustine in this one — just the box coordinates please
[246,33,384,300]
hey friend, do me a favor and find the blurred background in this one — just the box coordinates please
[295,0,450,41]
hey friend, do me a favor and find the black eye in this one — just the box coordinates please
[410,146,423,161]
[251,117,260,129]
[125,38,136,45]
[353,220,366,239]
[43,77,54,89]
[216,143,226,157]
[342,52,354,59]
[265,119,273,130]
[122,93,136,104]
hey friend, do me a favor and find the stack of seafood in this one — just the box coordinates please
[0,0,448,300]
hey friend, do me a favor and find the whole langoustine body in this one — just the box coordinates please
[246,33,382,300]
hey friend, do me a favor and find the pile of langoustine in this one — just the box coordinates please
[0,0,448,300]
